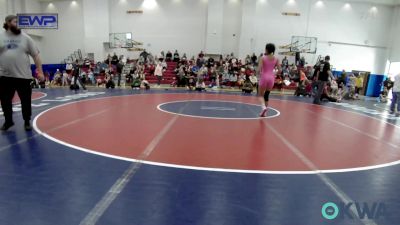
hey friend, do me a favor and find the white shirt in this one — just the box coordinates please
[154,65,163,76]
[393,74,400,92]
[66,63,73,70]
[250,75,258,84]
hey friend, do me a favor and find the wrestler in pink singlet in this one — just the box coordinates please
[259,56,278,89]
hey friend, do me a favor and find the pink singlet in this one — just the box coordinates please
[259,56,278,89]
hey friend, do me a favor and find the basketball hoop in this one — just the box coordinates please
[289,36,318,54]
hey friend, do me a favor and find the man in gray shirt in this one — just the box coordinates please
[0,15,44,131]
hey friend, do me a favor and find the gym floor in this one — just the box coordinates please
[0,88,399,225]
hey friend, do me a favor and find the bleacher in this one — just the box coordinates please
[145,62,177,84]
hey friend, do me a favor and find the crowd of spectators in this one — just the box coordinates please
[32,49,371,102]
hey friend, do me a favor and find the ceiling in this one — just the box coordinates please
[37,0,400,6]
[339,0,400,6]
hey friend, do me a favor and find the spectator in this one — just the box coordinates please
[66,61,73,74]
[321,83,340,102]
[154,62,163,86]
[299,56,305,68]
[147,54,154,64]
[229,72,238,88]
[116,60,124,87]
[148,63,155,75]
[84,57,91,68]
[166,51,173,62]
[88,69,95,85]
[38,76,46,89]
[181,53,187,63]
[245,55,251,65]
[251,53,258,66]
[105,73,115,89]
[313,55,331,105]
[186,73,195,90]
[209,66,217,87]
[222,70,230,86]
[131,75,141,89]
[344,73,356,100]
[141,78,150,90]
[200,65,208,80]
[62,70,69,86]
[295,71,310,97]
[71,61,86,90]
[105,54,111,65]
[31,77,39,89]
[383,77,394,92]
[177,66,187,87]
[196,57,204,68]
[207,57,215,68]
[159,51,165,61]
[242,76,254,94]
[274,74,284,91]
[198,51,204,59]
[330,79,339,97]
[250,73,258,87]
[338,70,347,89]
[140,49,149,63]
[80,70,87,84]
[379,87,388,103]
[355,74,364,99]
[173,50,180,62]
[161,60,167,70]
[282,56,289,69]
[299,69,307,86]
[93,62,100,76]
[195,77,206,92]
[53,69,62,85]
[111,53,119,65]
[237,69,246,88]
[126,70,134,84]
[390,73,400,116]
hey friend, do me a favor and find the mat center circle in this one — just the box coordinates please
[157,100,280,119]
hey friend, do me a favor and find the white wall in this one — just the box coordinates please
[238,0,257,59]
[205,0,224,54]
[23,0,44,37]
[109,0,208,59]
[222,0,242,56]
[389,6,400,62]
[240,0,393,74]
[82,0,110,62]
[308,1,393,74]
[39,0,85,64]
[0,0,7,21]
[7,0,396,74]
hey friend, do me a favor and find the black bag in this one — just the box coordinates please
[106,81,115,89]
[70,84,79,90]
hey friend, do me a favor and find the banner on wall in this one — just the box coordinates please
[17,13,58,29]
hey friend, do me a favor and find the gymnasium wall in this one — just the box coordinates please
[39,0,85,64]
[0,0,398,75]
[109,0,208,60]
[240,0,393,74]
[0,0,6,25]
[221,0,242,56]
[389,6,400,62]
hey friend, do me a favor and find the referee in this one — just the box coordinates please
[0,15,44,131]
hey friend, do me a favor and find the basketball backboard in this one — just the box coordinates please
[109,33,133,48]
[290,36,317,54]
